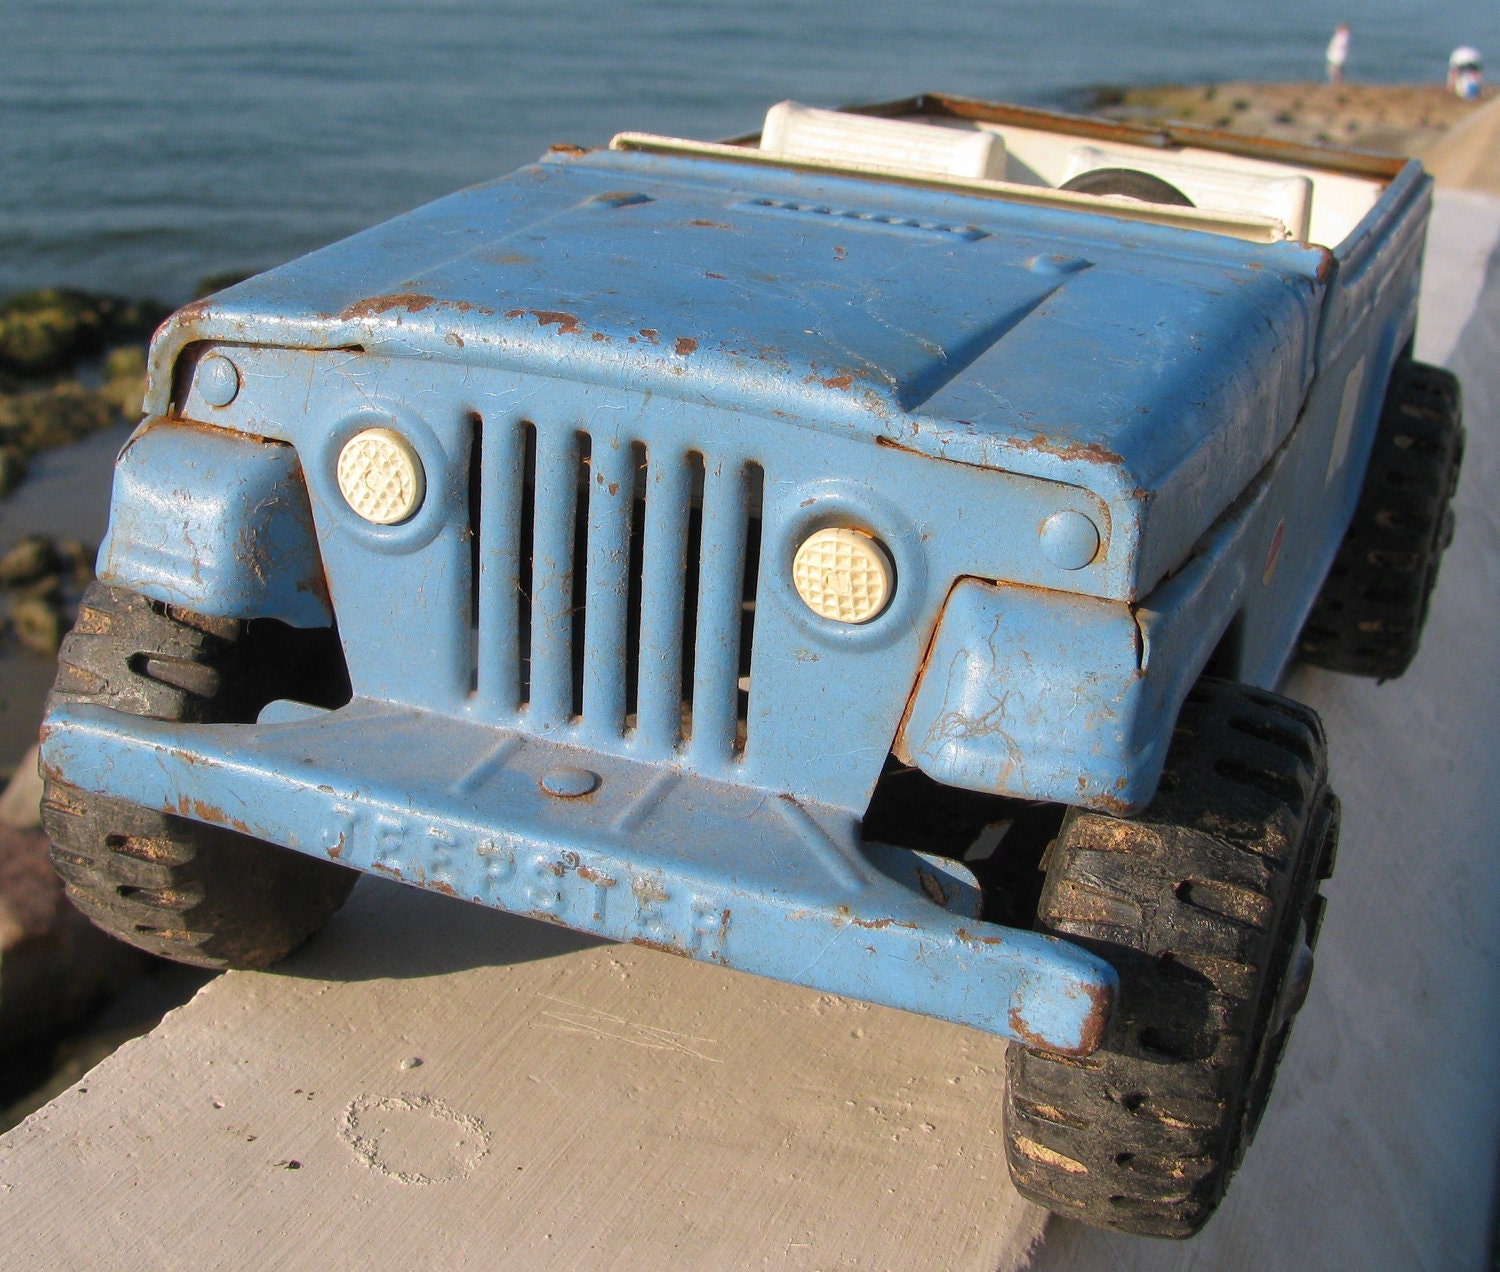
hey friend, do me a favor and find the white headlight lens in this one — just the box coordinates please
[337,428,425,525]
[792,527,894,624]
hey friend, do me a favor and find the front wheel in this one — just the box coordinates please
[42,583,357,969]
[1003,679,1337,1237]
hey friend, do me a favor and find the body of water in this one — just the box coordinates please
[5,0,1499,302]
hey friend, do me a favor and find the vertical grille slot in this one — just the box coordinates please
[688,457,754,762]
[516,422,537,708]
[474,417,531,712]
[623,442,647,728]
[737,464,764,754]
[466,413,483,694]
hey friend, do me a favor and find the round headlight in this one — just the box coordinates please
[792,527,895,624]
[337,428,425,525]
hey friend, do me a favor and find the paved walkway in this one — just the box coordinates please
[1418,93,1500,196]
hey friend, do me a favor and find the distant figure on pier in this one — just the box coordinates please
[1326,24,1351,84]
[1449,47,1483,100]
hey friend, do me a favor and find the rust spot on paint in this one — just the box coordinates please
[631,936,692,958]
[703,271,726,280]
[1089,789,1140,817]
[548,143,588,156]
[1013,435,1125,465]
[174,796,250,836]
[1008,980,1114,1058]
[525,310,583,335]
[591,331,609,342]
[639,328,659,341]
[955,927,1004,946]
[832,905,916,931]
[171,298,216,329]
[339,294,438,321]
[674,337,698,356]
[576,865,615,886]
[688,219,732,230]
[819,373,854,391]
[430,880,458,897]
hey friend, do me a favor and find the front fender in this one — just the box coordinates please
[898,580,1171,813]
[98,418,332,628]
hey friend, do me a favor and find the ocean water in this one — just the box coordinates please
[5,0,1499,302]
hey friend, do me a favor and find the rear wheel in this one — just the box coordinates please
[42,582,357,970]
[1003,679,1337,1237]
[1298,358,1464,678]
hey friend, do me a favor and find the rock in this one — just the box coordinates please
[0,289,168,379]
[8,592,63,656]
[0,821,148,1054]
[101,345,147,421]
[0,290,100,378]
[0,535,61,587]
[55,540,96,586]
[0,745,42,831]
[0,382,117,455]
[12,573,62,603]
[0,445,25,497]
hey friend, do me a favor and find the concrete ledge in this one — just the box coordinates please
[0,881,1045,1270]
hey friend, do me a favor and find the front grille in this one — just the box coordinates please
[471,415,761,767]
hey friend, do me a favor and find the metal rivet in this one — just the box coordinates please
[197,353,240,407]
[1039,511,1101,570]
[539,767,600,798]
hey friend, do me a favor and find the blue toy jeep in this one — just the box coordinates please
[39,96,1463,1236]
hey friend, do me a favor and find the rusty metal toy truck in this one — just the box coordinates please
[39,96,1463,1235]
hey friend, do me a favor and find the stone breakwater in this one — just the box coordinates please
[1088,81,1500,194]
[0,288,166,502]
[0,288,169,659]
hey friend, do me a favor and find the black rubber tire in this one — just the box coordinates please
[41,582,358,970]
[1059,168,1195,207]
[1298,358,1464,679]
[1003,679,1338,1238]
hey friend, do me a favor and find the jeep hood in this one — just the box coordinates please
[146,146,1330,591]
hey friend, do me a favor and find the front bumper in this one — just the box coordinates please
[42,697,1116,1056]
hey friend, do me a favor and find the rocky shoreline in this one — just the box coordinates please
[1090,80,1487,152]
